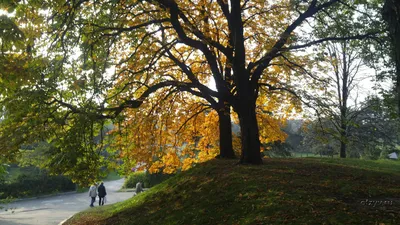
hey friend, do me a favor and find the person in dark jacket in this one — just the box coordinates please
[97,182,107,205]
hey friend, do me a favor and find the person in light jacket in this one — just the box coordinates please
[135,182,143,195]
[89,183,97,207]
[97,182,107,205]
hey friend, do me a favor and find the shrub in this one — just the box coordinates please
[123,171,175,188]
[263,141,292,158]
[380,148,400,160]
[148,172,175,187]
[0,169,75,199]
[123,171,149,188]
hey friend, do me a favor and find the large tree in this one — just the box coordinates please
[40,0,310,165]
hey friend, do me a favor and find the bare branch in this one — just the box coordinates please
[282,32,381,51]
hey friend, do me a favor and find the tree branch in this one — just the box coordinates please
[249,0,340,89]
[281,32,381,51]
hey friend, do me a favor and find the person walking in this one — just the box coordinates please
[97,182,107,206]
[89,183,97,207]
[135,182,143,196]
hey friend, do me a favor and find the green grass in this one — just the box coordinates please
[102,171,123,182]
[291,152,340,158]
[291,152,318,158]
[304,158,400,174]
[65,158,400,225]
[76,185,89,193]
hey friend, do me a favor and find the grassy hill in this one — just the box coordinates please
[65,158,400,225]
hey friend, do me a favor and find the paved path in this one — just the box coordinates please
[0,179,133,225]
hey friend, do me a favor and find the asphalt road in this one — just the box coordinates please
[0,179,133,225]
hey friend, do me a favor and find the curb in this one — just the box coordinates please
[58,215,73,225]
[118,188,149,192]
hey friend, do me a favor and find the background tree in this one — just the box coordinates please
[300,95,400,159]
[323,40,371,158]
[299,118,339,156]
[302,38,381,158]
[299,0,386,158]
[348,96,400,159]
[0,1,110,184]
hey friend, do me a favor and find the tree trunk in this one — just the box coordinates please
[339,110,347,158]
[339,103,348,158]
[217,105,236,159]
[383,0,400,115]
[339,133,347,158]
[237,102,263,164]
[229,0,262,164]
[340,41,348,158]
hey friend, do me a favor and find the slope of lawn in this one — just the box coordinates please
[64,158,400,225]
